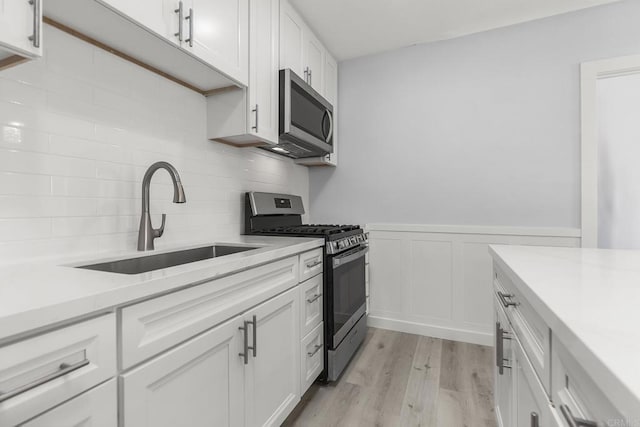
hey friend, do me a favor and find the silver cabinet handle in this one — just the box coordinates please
[238,321,249,365]
[307,344,322,357]
[249,315,257,358]
[303,67,309,83]
[560,404,598,427]
[308,69,312,86]
[0,358,89,403]
[306,294,322,304]
[306,260,322,269]
[28,0,41,48]
[251,105,259,133]
[530,412,539,427]
[185,8,194,47]
[174,1,184,42]
[495,321,511,375]
[497,291,518,308]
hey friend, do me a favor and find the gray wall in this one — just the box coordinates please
[309,0,640,227]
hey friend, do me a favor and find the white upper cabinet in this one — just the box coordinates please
[246,0,279,143]
[279,0,304,78]
[0,0,42,64]
[103,0,248,84]
[44,0,247,90]
[280,0,324,91]
[206,0,279,145]
[186,0,249,85]
[303,31,324,93]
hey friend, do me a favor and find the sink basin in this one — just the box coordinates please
[77,245,260,275]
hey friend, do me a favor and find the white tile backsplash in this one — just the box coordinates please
[0,25,309,262]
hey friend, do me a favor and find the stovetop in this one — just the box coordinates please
[258,224,361,236]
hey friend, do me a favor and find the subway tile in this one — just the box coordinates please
[53,215,138,237]
[0,149,95,177]
[0,27,309,261]
[0,125,49,153]
[0,173,51,196]
[0,218,51,241]
[0,78,47,108]
[0,196,97,218]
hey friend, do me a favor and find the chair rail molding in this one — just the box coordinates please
[365,224,581,346]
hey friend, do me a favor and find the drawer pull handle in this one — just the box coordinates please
[306,294,322,303]
[239,321,249,365]
[497,291,518,308]
[306,260,322,269]
[307,344,322,357]
[249,315,257,358]
[530,412,539,427]
[560,404,598,427]
[0,359,89,403]
[495,321,511,375]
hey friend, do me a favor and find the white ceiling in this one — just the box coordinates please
[289,0,620,61]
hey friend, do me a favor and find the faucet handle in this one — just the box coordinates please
[154,214,166,238]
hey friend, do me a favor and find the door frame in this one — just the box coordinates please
[580,54,640,247]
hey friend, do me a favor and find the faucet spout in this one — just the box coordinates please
[138,161,186,251]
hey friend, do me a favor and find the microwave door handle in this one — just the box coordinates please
[325,109,333,143]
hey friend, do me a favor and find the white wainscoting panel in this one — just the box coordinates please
[366,224,581,346]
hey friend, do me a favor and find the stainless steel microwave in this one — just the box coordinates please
[272,69,333,159]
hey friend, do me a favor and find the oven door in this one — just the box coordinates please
[327,245,368,349]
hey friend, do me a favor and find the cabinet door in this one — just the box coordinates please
[23,380,117,427]
[513,338,550,427]
[121,315,245,427]
[245,287,300,427]
[279,0,304,78]
[247,0,278,143]
[303,31,324,93]
[100,0,179,44]
[0,0,41,58]
[495,304,514,427]
[187,0,249,85]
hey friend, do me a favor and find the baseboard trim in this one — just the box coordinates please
[367,315,493,347]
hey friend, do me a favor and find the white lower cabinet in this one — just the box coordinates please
[121,314,245,427]
[122,285,300,427]
[23,380,117,427]
[494,303,514,427]
[300,321,324,394]
[244,286,300,427]
[513,338,551,427]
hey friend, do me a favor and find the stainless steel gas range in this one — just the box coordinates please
[244,191,367,382]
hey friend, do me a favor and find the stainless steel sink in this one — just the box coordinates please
[77,245,260,275]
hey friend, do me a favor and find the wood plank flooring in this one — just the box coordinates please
[282,328,496,427]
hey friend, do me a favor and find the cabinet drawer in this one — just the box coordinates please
[0,314,116,426]
[301,322,324,394]
[551,334,623,427]
[120,256,298,369]
[494,265,550,393]
[300,274,323,337]
[23,379,117,427]
[299,248,323,282]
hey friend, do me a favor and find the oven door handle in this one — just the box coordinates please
[333,246,368,268]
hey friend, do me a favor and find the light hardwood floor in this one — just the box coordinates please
[283,327,496,427]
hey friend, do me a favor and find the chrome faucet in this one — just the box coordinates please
[137,161,186,251]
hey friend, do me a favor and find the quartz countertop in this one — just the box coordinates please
[0,236,324,342]
[489,245,640,417]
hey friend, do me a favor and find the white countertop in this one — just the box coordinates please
[489,245,640,417]
[0,236,323,343]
